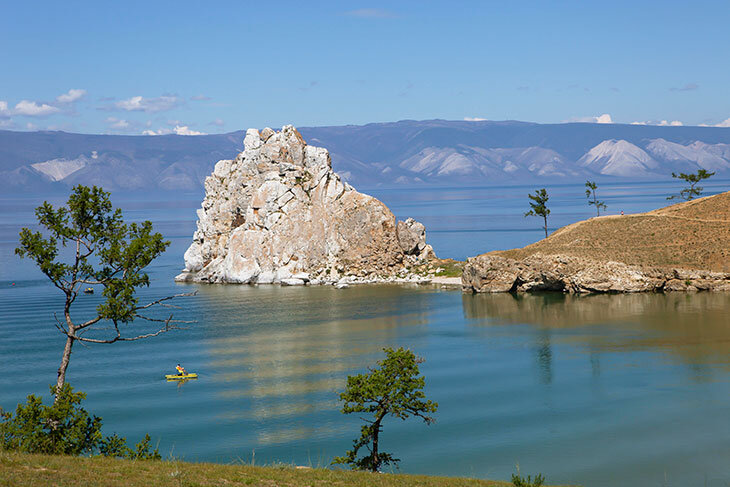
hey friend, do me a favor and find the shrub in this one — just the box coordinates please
[0,384,102,455]
[0,383,160,460]
[512,473,545,487]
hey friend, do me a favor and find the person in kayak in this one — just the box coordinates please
[176,364,187,376]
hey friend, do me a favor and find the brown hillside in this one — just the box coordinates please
[493,191,730,272]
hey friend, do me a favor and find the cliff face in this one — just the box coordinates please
[462,253,730,293]
[463,192,730,293]
[176,126,434,285]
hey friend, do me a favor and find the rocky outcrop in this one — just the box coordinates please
[176,125,435,285]
[462,253,730,294]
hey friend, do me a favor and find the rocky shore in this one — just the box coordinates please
[176,126,435,286]
[462,253,730,293]
[462,191,730,294]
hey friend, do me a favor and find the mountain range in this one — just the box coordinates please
[2,120,730,193]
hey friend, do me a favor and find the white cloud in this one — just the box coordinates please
[26,122,37,130]
[631,119,683,126]
[209,118,225,127]
[143,125,205,136]
[114,95,182,113]
[464,117,488,122]
[0,119,14,128]
[714,118,730,128]
[13,100,60,117]
[56,89,86,104]
[174,125,205,135]
[568,113,613,124]
[190,94,211,101]
[105,117,131,130]
[0,101,10,118]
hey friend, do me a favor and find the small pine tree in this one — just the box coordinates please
[585,180,607,217]
[333,347,438,472]
[668,169,715,201]
[524,188,551,239]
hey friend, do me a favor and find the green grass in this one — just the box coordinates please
[433,259,465,278]
[0,451,521,487]
[410,258,464,278]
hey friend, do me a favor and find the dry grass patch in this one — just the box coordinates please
[493,191,730,272]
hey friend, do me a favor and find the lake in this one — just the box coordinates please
[1,179,729,487]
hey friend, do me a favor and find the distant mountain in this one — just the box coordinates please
[2,120,730,193]
[577,140,658,177]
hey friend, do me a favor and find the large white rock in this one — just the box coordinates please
[176,125,435,285]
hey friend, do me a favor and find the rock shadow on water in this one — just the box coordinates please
[462,292,730,377]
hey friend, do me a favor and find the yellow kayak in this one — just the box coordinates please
[165,373,198,380]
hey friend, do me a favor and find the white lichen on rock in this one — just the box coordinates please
[176,125,435,285]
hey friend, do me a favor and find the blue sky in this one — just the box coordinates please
[1,0,729,134]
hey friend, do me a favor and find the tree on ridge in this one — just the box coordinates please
[525,188,551,239]
[668,169,715,201]
[585,180,607,217]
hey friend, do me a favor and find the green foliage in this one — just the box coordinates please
[99,433,133,458]
[0,384,102,456]
[15,185,170,324]
[585,180,607,216]
[333,347,438,472]
[668,169,715,201]
[0,384,160,460]
[132,434,161,460]
[511,473,545,487]
[524,188,551,238]
[14,185,192,396]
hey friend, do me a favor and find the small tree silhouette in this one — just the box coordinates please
[585,181,607,216]
[668,169,715,201]
[524,188,551,239]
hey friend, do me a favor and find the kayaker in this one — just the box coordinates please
[176,363,187,376]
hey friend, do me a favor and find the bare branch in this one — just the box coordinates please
[134,291,197,311]
[75,317,102,331]
[52,313,69,336]
[75,323,182,344]
[135,314,195,325]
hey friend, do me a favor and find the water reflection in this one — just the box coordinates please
[463,292,730,369]
[196,285,433,434]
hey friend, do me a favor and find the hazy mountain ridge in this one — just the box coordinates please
[2,120,730,193]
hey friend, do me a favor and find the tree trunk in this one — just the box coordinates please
[371,413,384,472]
[543,215,548,239]
[55,333,75,401]
[372,422,379,472]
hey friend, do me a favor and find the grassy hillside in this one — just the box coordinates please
[494,191,730,272]
[0,451,526,487]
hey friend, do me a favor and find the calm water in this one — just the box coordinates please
[1,180,729,487]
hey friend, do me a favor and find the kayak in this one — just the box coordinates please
[165,373,198,380]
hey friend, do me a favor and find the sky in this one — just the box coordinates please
[1,0,729,135]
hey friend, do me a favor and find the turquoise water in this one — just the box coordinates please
[1,180,730,486]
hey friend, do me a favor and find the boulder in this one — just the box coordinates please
[396,217,426,255]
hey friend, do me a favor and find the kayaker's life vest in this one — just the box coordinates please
[176,366,185,374]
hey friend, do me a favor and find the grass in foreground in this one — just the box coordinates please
[0,451,520,487]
